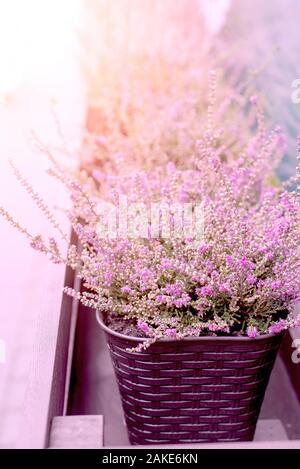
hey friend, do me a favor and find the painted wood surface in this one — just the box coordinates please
[49,415,103,449]
[0,33,85,449]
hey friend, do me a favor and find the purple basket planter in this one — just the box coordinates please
[97,311,284,445]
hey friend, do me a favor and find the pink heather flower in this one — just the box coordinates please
[239,257,249,268]
[166,162,176,174]
[275,126,288,152]
[285,288,297,299]
[197,242,209,255]
[295,316,300,328]
[173,294,191,308]
[165,281,184,296]
[140,268,151,281]
[219,283,231,294]
[247,326,258,338]
[238,257,254,270]
[268,320,287,334]
[226,255,234,267]
[91,170,102,182]
[121,286,132,294]
[137,320,150,335]
[160,258,173,269]
[95,136,108,147]
[30,235,47,253]
[103,272,113,287]
[169,318,179,327]
[200,286,214,297]
[206,262,215,274]
[49,254,62,265]
[246,275,257,286]
[165,328,177,338]
[266,252,274,262]
[250,95,258,105]
[156,294,168,304]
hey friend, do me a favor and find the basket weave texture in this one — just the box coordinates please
[99,315,283,445]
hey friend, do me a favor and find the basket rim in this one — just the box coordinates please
[96,310,282,344]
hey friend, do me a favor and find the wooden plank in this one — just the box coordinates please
[254,419,288,441]
[17,256,75,449]
[50,416,286,449]
[43,256,78,447]
[0,35,85,448]
[115,439,300,449]
[63,273,81,416]
[49,415,103,449]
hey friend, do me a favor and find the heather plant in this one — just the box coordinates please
[79,1,260,180]
[80,89,286,204]
[1,97,299,350]
[81,76,259,188]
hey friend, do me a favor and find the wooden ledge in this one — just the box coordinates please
[48,415,103,449]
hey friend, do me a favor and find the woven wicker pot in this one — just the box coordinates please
[97,312,283,445]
